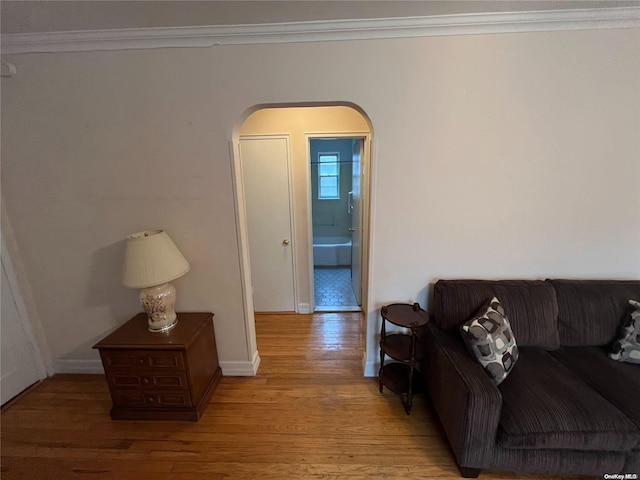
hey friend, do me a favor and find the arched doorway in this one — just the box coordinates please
[230,104,374,375]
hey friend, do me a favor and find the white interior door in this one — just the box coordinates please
[240,136,296,312]
[350,139,363,305]
[1,255,43,404]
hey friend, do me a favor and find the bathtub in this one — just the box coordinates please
[313,236,352,266]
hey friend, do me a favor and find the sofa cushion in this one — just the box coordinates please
[460,297,519,385]
[547,279,640,347]
[497,348,638,452]
[551,345,640,428]
[610,300,640,364]
[626,449,640,473]
[433,280,560,349]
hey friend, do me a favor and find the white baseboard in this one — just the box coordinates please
[43,361,56,377]
[363,354,379,378]
[297,303,311,314]
[53,358,104,374]
[220,350,261,376]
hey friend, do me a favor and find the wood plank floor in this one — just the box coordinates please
[2,312,595,479]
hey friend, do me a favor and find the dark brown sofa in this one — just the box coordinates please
[422,279,640,478]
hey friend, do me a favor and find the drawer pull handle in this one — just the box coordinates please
[137,358,145,365]
[142,377,150,385]
[147,396,155,403]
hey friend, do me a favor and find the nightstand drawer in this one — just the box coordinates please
[107,372,189,390]
[101,350,185,371]
[112,390,192,408]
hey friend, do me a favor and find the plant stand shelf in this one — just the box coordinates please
[378,303,428,414]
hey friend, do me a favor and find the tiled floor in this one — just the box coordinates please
[314,267,360,311]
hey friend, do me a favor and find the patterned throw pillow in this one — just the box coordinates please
[460,296,519,385]
[609,300,640,364]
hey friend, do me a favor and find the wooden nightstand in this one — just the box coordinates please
[93,312,221,421]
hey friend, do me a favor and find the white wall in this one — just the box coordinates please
[2,28,639,375]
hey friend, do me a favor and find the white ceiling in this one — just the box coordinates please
[3,0,640,34]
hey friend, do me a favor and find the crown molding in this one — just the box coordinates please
[2,7,639,54]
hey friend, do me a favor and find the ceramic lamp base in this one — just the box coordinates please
[139,283,178,332]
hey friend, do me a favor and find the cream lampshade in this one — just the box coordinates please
[122,230,190,332]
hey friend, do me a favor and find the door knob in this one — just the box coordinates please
[282,239,290,245]
[348,227,355,232]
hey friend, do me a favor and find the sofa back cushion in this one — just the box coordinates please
[432,280,560,349]
[547,279,640,347]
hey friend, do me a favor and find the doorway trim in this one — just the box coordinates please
[1,231,48,402]
[231,103,374,377]
[304,132,372,313]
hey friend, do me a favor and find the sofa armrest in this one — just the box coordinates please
[423,323,502,468]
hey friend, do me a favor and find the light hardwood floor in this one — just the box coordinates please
[2,312,594,479]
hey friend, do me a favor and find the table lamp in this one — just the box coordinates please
[122,230,190,332]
